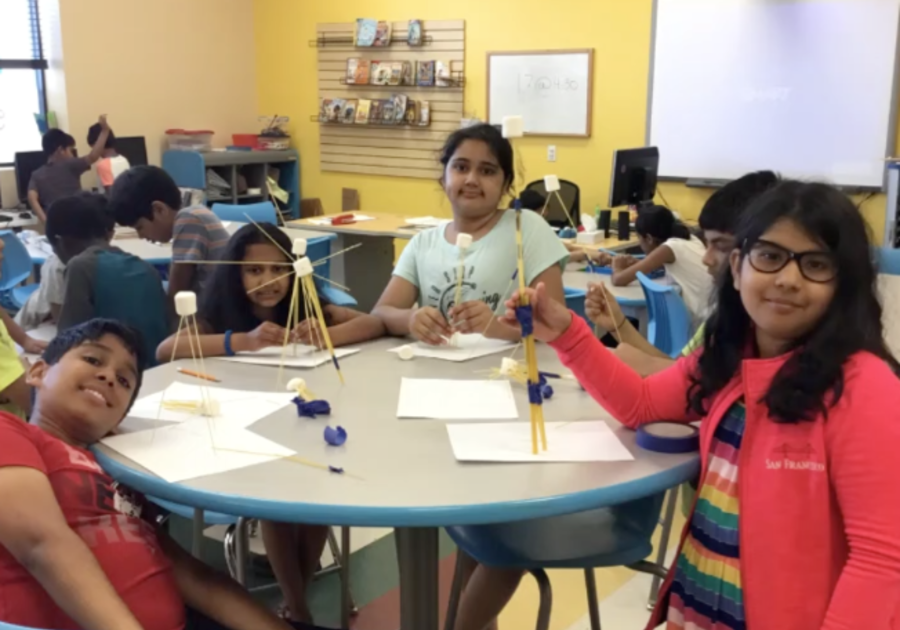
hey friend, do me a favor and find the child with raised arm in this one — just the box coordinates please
[372,124,569,343]
[0,318,319,630]
[498,181,900,630]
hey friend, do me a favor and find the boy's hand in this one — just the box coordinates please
[585,283,626,332]
[612,254,636,271]
[241,322,286,351]
[449,300,493,334]
[98,114,109,131]
[409,306,450,346]
[21,336,48,356]
[499,282,572,343]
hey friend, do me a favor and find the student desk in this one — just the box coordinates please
[92,338,700,630]
[287,212,639,312]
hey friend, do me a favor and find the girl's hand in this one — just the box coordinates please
[292,319,326,349]
[499,282,573,343]
[450,300,493,334]
[21,336,47,355]
[409,307,450,346]
[589,251,613,267]
[612,254,636,271]
[243,321,287,351]
[585,283,626,332]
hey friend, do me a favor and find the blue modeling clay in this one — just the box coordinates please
[293,398,331,418]
[324,425,348,446]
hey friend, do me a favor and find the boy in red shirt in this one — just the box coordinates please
[0,319,310,630]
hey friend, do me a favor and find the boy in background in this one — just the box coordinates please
[87,122,131,193]
[0,319,312,630]
[47,192,172,369]
[28,115,112,223]
[13,251,65,331]
[586,170,780,374]
[109,166,229,297]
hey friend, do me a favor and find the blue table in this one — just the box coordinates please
[94,338,698,630]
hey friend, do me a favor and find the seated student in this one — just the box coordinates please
[109,165,230,298]
[156,222,382,625]
[48,192,172,368]
[27,115,111,223]
[588,171,780,375]
[87,122,131,193]
[14,253,65,331]
[0,318,317,630]
[373,124,569,343]
[503,181,900,630]
[603,205,711,327]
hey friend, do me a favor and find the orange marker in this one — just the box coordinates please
[177,367,220,383]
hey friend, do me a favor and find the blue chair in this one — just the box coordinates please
[308,235,358,307]
[564,287,588,324]
[0,232,38,312]
[211,201,278,224]
[444,493,673,630]
[636,271,691,359]
[876,246,900,275]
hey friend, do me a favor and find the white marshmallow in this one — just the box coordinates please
[397,345,415,361]
[286,378,306,392]
[543,175,561,192]
[456,233,473,249]
[501,115,524,138]
[448,331,461,347]
[174,291,198,316]
[500,357,519,376]
[293,257,314,277]
[292,238,307,256]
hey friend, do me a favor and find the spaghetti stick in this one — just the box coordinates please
[214,447,363,480]
[312,274,350,292]
[247,271,294,295]
[174,260,287,266]
[553,190,577,229]
[277,275,300,386]
[243,213,293,259]
[303,275,344,384]
[311,242,363,266]
[452,234,472,328]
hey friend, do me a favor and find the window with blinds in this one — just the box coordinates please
[0,0,47,167]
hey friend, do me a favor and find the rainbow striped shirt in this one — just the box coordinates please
[667,401,746,630]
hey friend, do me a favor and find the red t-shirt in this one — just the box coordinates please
[0,413,185,630]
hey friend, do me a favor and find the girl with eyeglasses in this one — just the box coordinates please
[498,181,900,630]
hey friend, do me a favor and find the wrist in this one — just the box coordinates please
[231,332,251,353]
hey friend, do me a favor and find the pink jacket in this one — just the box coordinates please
[551,316,900,630]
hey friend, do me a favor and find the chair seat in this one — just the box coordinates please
[446,492,665,570]
[148,496,238,526]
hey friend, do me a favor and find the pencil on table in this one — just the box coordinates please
[177,367,221,383]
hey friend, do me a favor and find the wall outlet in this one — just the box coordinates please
[547,145,557,162]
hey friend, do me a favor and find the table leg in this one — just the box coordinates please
[395,526,439,630]
[330,233,396,313]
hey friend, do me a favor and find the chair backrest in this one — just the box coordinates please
[211,201,278,224]
[564,287,588,324]
[524,179,581,229]
[876,246,900,275]
[636,271,692,358]
[0,231,34,292]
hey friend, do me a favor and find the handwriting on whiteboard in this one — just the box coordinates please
[518,74,580,95]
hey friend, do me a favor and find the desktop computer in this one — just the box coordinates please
[608,147,660,210]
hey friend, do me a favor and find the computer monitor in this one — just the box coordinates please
[115,136,148,167]
[608,147,660,209]
[14,151,46,204]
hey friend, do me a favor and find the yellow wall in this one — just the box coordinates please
[253,0,894,241]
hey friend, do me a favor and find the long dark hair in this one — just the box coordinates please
[635,205,691,243]
[199,223,309,333]
[438,124,515,196]
[689,181,898,423]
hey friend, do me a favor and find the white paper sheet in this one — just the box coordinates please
[388,334,513,362]
[397,378,519,420]
[101,419,295,482]
[403,216,444,227]
[446,421,635,463]
[307,214,375,225]
[217,345,360,368]
[128,381,294,428]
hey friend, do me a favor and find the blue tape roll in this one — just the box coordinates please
[636,422,700,454]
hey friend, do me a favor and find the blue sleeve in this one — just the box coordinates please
[392,231,422,288]
[521,211,570,285]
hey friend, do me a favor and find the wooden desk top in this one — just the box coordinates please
[288,212,422,239]
[561,236,640,253]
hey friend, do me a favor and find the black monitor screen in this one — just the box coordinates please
[608,147,660,209]
[115,136,148,167]
[14,151,46,203]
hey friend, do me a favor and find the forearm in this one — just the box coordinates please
[615,321,671,359]
[28,194,45,222]
[327,314,384,346]
[610,267,637,286]
[1,310,28,347]
[371,305,414,337]
[550,315,691,427]
[158,332,249,363]
[24,533,143,630]
[87,128,111,164]
[483,317,521,342]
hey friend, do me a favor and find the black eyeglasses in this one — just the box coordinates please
[746,239,838,283]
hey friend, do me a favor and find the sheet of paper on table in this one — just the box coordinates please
[217,345,360,368]
[101,419,295,483]
[403,216,444,228]
[307,214,375,225]
[397,378,519,420]
[128,381,294,428]
[388,334,513,362]
[446,421,635,463]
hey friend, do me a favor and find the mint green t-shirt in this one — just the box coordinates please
[393,210,569,319]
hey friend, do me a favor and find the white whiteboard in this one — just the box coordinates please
[648,0,900,188]
[488,50,593,137]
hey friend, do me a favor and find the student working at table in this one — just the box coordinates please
[0,319,324,630]
[27,115,112,223]
[156,222,383,625]
[372,123,569,343]
[501,181,900,630]
[109,166,230,298]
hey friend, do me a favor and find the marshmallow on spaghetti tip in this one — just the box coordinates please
[174,291,197,317]
[456,233,473,250]
[543,175,561,192]
[293,257,314,277]
[292,238,308,257]
[501,115,524,139]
